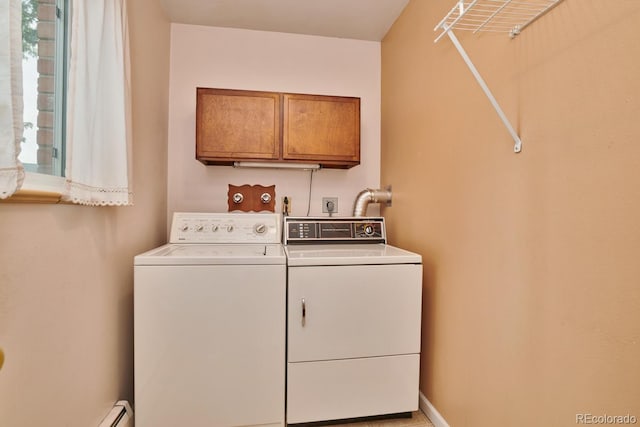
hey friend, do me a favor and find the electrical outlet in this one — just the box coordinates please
[322,197,338,214]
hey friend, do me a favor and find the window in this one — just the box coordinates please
[2,0,132,204]
[19,0,69,177]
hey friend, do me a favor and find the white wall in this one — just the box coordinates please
[167,24,381,219]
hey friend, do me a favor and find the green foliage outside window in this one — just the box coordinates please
[22,0,38,59]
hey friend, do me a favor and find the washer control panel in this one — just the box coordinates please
[170,212,282,244]
[285,217,385,244]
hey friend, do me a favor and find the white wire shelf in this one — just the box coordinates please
[433,0,565,153]
[435,0,565,42]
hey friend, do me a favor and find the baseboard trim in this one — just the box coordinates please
[419,392,450,427]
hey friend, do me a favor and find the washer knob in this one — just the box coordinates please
[195,225,205,232]
[227,225,234,232]
[180,224,189,232]
[211,225,219,232]
[254,223,267,234]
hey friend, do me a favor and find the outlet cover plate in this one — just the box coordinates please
[322,197,338,213]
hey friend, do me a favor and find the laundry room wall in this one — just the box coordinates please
[0,0,170,426]
[166,24,381,219]
[381,0,640,426]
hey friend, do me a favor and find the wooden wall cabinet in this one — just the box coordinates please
[196,88,360,169]
[196,89,281,162]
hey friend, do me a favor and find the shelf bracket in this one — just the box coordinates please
[440,26,522,153]
[434,0,566,153]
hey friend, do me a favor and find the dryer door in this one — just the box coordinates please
[287,264,422,362]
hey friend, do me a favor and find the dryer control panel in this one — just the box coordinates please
[285,217,385,244]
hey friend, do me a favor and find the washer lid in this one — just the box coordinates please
[135,243,286,265]
[285,244,421,266]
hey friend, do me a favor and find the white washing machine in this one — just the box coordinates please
[134,213,285,427]
[283,217,423,425]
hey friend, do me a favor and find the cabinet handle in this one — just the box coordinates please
[301,298,306,327]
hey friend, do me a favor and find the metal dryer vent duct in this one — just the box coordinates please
[352,187,392,217]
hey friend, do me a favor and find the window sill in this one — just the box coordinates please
[0,189,64,204]
[0,172,66,204]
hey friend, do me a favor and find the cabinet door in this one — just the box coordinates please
[287,264,422,362]
[282,94,360,167]
[196,88,281,164]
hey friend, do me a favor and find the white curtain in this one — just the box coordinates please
[63,0,132,206]
[0,0,25,199]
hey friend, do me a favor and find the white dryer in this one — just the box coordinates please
[134,213,285,427]
[284,217,423,424]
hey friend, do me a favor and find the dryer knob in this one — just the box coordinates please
[227,225,234,232]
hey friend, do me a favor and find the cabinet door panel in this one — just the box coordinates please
[196,88,281,162]
[283,94,360,166]
[287,264,422,362]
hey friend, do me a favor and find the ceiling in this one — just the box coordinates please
[160,0,411,41]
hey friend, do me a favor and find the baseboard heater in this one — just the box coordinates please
[98,400,134,427]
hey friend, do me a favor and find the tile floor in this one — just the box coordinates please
[329,411,434,427]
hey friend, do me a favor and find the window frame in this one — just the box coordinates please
[52,0,69,177]
[5,0,70,203]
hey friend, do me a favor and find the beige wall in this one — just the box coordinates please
[0,1,170,425]
[167,24,381,218]
[382,1,640,426]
